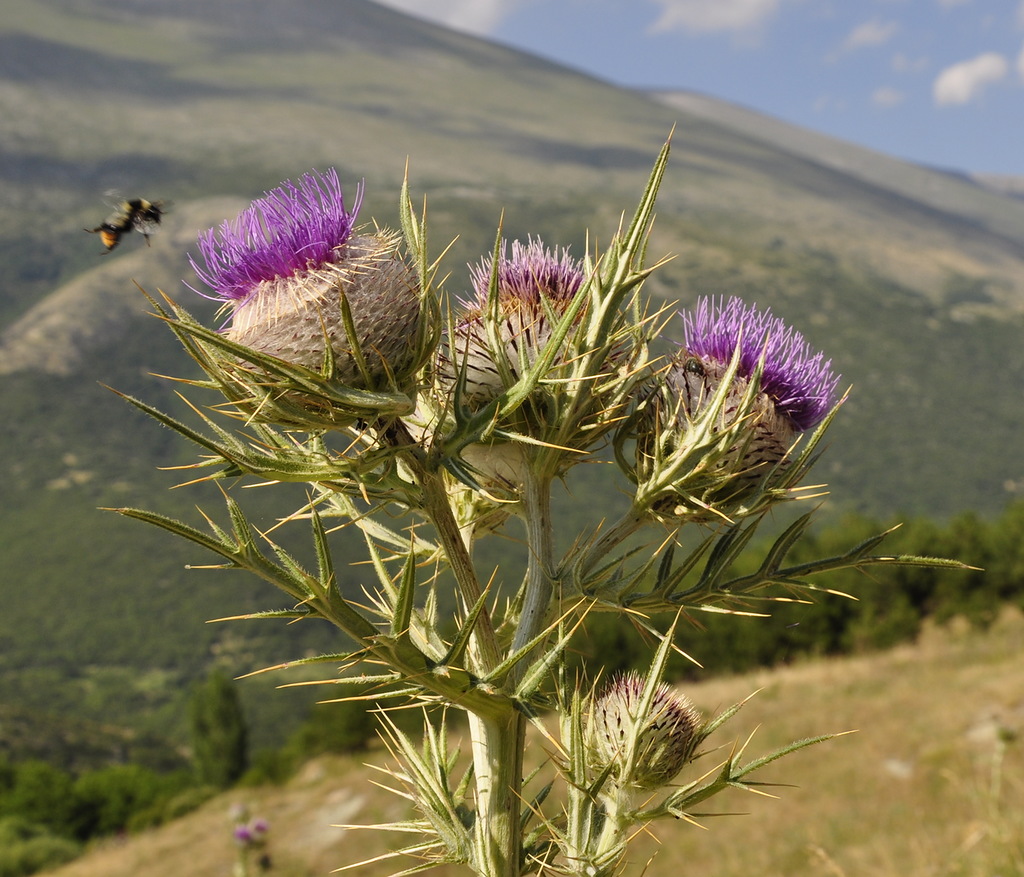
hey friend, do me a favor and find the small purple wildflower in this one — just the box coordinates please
[190,169,363,304]
[233,825,254,845]
[467,238,583,310]
[679,296,839,431]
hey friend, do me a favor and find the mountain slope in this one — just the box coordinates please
[652,88,1024,245]
[1,0,1023,748]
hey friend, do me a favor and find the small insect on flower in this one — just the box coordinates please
[86,197,166,253]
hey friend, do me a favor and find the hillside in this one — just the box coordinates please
[45,610,1024,877]
[1,0,1023,751]
[650,88,1024,245]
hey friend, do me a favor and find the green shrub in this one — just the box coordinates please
[239,749,296,787]
[69,764,180,839]
[0,762,76,837]
[0,817,81,877]
[286,698,377,758]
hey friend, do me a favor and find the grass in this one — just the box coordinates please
[46,609,1024,877]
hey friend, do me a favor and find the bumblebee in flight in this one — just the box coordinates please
[86,198,166,253]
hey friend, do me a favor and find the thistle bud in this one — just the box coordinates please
[661,353,799,480]
[189,169,422,389]
[588,672,702,790]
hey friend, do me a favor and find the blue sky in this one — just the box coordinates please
[371,0,1024,176]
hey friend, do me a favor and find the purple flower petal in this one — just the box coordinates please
[189,168,363,302]
[468,238,583,309]
[680,296,839,431]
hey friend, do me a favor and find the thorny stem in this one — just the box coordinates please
[465,457,559,876]
[382,420,501,673]
[384,421,524,876]
[465,457,558,877]
[591,784,634,876]
[467,710,527,877]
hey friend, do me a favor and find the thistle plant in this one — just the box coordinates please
[112,140,964,877]
[230,805,271,876]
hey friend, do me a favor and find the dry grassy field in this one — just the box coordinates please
[48,609,1024,877]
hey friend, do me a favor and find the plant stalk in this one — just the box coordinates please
[468,709,527,877]
[509,460,556,686]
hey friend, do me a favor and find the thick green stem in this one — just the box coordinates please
[509,462,556,685]
[464,458,556,876]
[590,785,633,877]
[468,709,527,877]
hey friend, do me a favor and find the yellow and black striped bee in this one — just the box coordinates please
[86,197,166,253]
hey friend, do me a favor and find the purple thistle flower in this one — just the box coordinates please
[467,237,583,310]
[184,170,422,390]
[634,296,839,518]
[449,238,585,404]
[233,825,254,845]
[679,296,839,432]
[189,168,363,304]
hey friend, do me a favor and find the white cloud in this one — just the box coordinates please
[1018,42,1024,80]
[647,0,781,34]
[936,0,972,8]
[842,19,900,52]
[872,86,906,108]
[369,0,521,36]
[933,52,1008,105]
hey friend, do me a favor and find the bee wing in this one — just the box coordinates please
[103,188,125,209]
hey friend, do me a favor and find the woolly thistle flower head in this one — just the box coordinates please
[445,237,585,405]
[587,672,702,790]
[188,169,422,388]
[468,237,584,313]
[678,296,838,433]
[629,296,839,520]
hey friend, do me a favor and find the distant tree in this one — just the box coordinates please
[68,764,168,839]
[988,500,1024,608]
[0,761,76,837]
[189,672,248,788]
